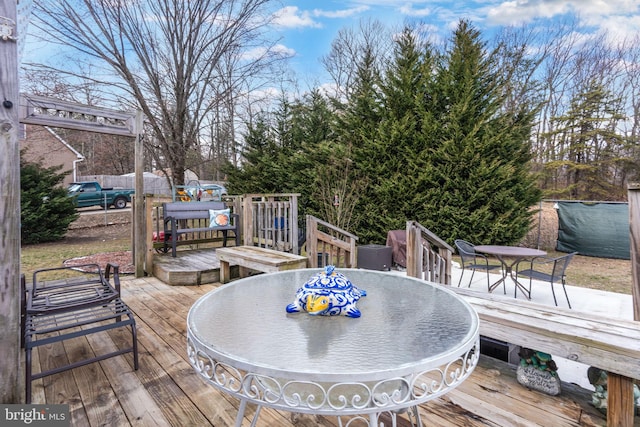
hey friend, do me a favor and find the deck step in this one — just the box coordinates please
[153,249,237,285]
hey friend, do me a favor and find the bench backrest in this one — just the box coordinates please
[163,201,229,221]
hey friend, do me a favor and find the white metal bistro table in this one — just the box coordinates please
[187,269,479,427]
[474,245,546,298]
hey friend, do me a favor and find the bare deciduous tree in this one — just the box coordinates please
[321,18,391,100]
[32,0,286,185]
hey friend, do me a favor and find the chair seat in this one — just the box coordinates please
[516,269,558,282]
[467,263,501,271]
[514,252,577,308]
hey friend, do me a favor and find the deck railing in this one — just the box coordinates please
[146,194,300,259]
[405,220,455,285]
[305,215,358,268]
[242,194,300,254]
[450,287,640,427]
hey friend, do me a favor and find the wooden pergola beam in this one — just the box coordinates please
[17,95,145,277]
[19,93,136,136]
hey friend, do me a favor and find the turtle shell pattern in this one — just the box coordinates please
[286,266,367,318]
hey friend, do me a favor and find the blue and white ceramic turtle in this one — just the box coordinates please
[286,266,367,318]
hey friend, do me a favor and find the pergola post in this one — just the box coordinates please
[0,1,22,403]
[134,110,145,277]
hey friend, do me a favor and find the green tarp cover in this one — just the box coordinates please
[556,201,630,260]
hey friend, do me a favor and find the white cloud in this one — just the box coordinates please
[484,0,640,44]
[485,0,572,26]
[485,0,640,27]
[399,3,432,18]
[273,6,321,28]
[576,0,639,16]
[313,6,370,19]
[242,44,296,61]
[271,44,297,57]
[594,14,640,44]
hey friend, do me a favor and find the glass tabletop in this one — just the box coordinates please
[188,268,479,383]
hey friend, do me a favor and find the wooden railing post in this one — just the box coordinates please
[242,195,252,246]
[405,221,454,285]
[291,195,299,255]
[628,183,640,321]
[306,215,318,267]
[606,183,640,427]
[145,195,154,276]
[304,215,356,268]
[406,222,421,279]
[348,234,357,268]
[134,110,145,278]
[606,373,635,427]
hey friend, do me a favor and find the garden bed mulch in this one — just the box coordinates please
[63,251,135,274]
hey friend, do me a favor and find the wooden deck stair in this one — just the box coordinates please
[152,249,231,285]
[24,276,631,427]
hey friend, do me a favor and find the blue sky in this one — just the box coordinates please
[270,0,640,86]
[19,0,640,95]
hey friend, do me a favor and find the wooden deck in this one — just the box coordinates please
[24,276,625,427]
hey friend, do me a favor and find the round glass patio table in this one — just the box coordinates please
[187,268,480,426]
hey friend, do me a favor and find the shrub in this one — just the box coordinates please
[20,157,79,244]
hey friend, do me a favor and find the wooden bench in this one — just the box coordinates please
[448,287,640,426]
[21,263,139,403]
[163,201,240,257]
[216,246,308,283]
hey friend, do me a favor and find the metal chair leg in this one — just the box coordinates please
[561,277,572,309]
[550,281,559,306]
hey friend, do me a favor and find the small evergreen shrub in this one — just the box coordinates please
[20,157,79,244]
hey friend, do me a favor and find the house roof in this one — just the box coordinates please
[44,126,85,160]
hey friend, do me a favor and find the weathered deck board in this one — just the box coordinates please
[23,276,632,427]
[153,249,222,285]
[216,246,307,283]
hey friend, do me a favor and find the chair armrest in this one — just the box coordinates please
[529,255,554,264]
[105,263,121,296]
[472,252,493,265]
[164,215,175,229]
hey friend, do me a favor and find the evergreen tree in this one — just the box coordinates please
[421,20,540,245]
[337,46,386,242]
[227,90,339,221]
[20,156,79,244]
[544,81,629,200]
[287,90,338,218]
[370,28,439,238]
[224,114,282,194]
[228,21,541,247]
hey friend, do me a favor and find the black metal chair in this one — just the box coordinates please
[21,263,139,403]
[454,239,503,291]
[515,252,577,308]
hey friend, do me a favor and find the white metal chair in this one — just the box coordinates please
[515,252,577,308]
[454,239,502,292]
